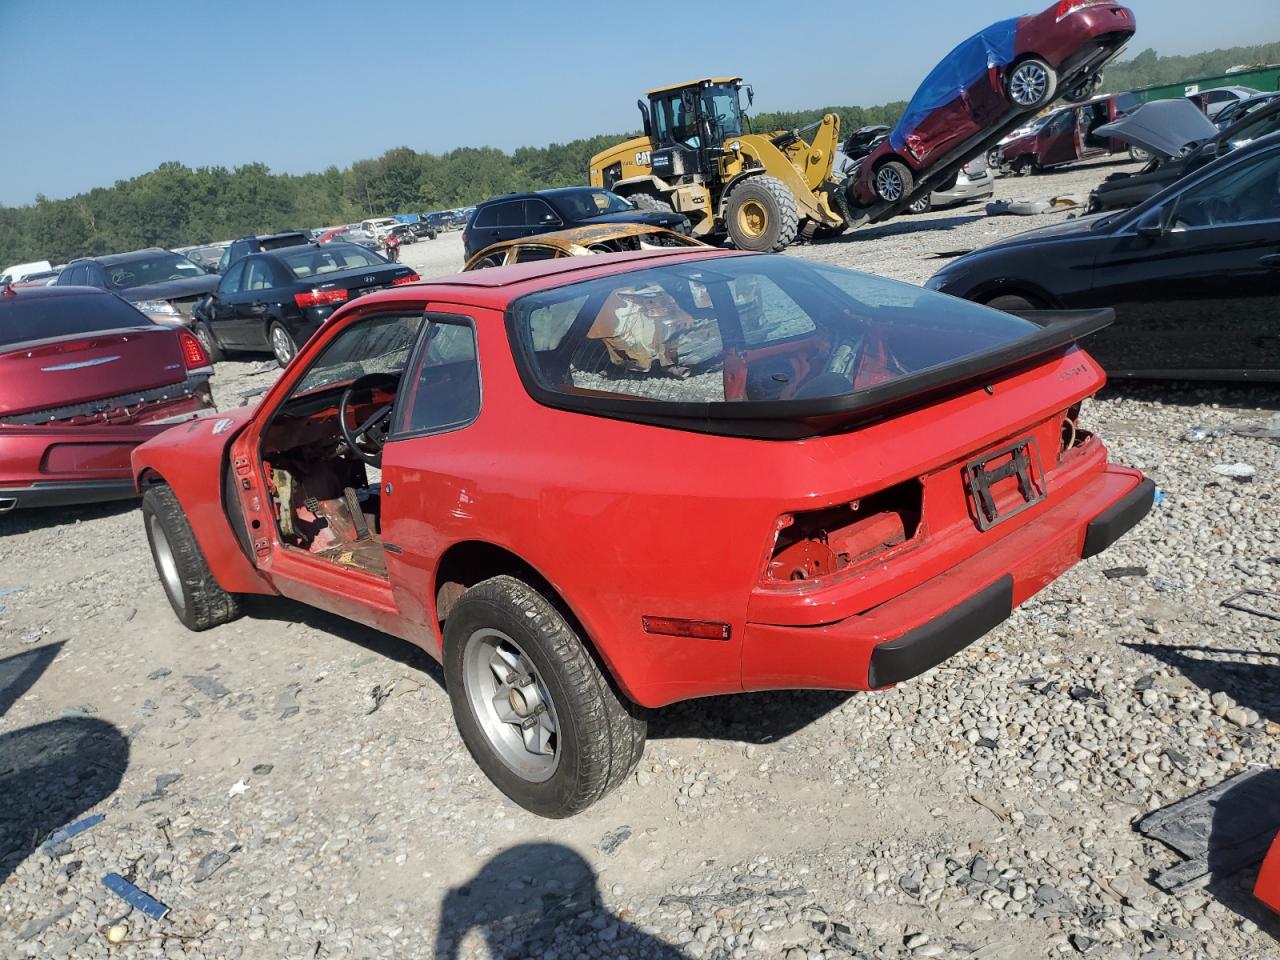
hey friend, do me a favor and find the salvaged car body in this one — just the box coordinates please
[133,249,1151,815]
[997,95,1129,174]
[1,285,214,510]
[849,1,1137,206]
[463,224,705,270]
[56,249,219,328]
[927,132,1280,380]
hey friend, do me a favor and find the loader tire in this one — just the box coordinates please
[142,485,241,632]
[724,175,799,252]
[629,193,676,215]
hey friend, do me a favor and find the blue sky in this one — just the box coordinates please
[2,0,1276,206]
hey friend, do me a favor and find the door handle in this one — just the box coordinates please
[1260,254,1280,269]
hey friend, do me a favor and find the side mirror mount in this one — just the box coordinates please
[1135,207,1167,241]
[745,85,754,107]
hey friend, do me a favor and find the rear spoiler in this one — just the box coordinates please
[514,308,1115,440]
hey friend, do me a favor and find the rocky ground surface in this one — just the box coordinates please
[3,158,1280,959]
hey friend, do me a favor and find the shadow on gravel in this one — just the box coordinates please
[821,213,985,244]
[1098,379,1280,413]
[0,646,130,884]
[238,595,445,688]
[0,498,138,536]
[1124,641,1280,727]
[649,689,853,743]
[435,843,686,959]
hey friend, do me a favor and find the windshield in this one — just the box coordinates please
[550,189,636,219]
[508,256,1037,408]
[1,293,152,347]
[279,243,387,278]
[292,313,423,395]
[105,253,204,290]
[702,83,743,139]
[1228,105,1280,149]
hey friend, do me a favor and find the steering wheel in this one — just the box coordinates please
[338,372,401,467]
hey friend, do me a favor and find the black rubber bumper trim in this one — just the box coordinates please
[867,575,1014,689]
[0,479,139,511]
[1081,478,1155,560]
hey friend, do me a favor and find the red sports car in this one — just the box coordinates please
[0,284,215,511]
[850,0,1137,207]
[132,249,1152,816]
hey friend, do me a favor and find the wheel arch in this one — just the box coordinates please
[972,279,1063,310]
[432,539,639,704]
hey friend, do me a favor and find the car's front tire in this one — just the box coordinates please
[873,161,915,204]
[443,576,646,818]
[192,322,224,363]
[142,485,241,632]
[1007,58,1058,110]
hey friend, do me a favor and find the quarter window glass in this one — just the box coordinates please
[1172,150,1280,228]
[399,319,481,435]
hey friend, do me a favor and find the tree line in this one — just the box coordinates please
[2,39,1275,268]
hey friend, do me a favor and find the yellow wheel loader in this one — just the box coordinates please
[589,78,855,251]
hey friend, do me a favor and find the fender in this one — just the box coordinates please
[132,407,275,596]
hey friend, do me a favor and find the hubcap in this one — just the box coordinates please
[1010,63,1048,107]
[148,514,185,615]
[271,326,293,364]
[736,199,768,239]
[462,629,559,782]
[876,168,905,201]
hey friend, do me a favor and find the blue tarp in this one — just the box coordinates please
[889,18,1020,152]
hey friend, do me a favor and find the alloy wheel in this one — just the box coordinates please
[876,167,906,202]
[1009,62,1049,107]
[270,326,294,365]
[462,628,560,782]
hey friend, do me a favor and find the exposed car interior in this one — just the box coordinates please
[254,312,479,576]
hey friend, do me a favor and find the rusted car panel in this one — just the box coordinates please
[463,225,705,271]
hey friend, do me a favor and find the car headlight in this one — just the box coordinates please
[134,299,181,317]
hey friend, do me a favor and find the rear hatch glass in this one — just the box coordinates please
[507,254,1104,437]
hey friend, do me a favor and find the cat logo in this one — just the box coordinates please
[635,150,651,167]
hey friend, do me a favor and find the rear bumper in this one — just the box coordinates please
[0,478,138,512]
[741,465,1152,692]
[933,173,995,205]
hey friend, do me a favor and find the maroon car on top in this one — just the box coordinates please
[0,284,215,511]
[850,0,1137,207]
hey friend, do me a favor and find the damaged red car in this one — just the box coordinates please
[132,249,1153,816]
[850,0,1136,206]
[0,284,214,511]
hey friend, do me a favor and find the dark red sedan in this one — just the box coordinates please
[0,284,215,511]
[132,249,1152,816]
[850,1,1136,207]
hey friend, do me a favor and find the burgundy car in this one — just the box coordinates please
[850,0,1136,207]
[0,284,215,511]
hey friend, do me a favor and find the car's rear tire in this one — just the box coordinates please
[142,485,241,632]
[1063,74,1102,104]
[873,161,915,204]
[1014,157,1038,177]
[629,193,676,215]
[192,322,224,363]
[908,194,933,214]
[724,175,800,251]
[443,575,646,818]
[269,322,297,368]
[1007,58,1058,110]
[986,293,1044,313]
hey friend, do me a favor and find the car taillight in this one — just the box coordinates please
[1056,0,1100,19]
[294,288,349,309]
[391,273,420,286]
[177,329,211,371]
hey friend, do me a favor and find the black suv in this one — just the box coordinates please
[217,232,311,273]
[462,187,689,259]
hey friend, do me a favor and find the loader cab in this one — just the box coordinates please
[646,78,747,183]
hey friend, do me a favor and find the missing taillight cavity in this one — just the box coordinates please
[767,479,924,584]
[1060,402,1095,459]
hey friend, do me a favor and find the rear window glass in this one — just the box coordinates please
[508,256,1036,405]
[280,243,386,279]
[0,293,152,347]
[259,234,308,251]
[104,253,204,290]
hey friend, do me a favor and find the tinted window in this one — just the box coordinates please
[63,264,90,285]
[473,205,498,228]
[220,261,246,295]
[293,313,423,395]
[279,243,387,278]
[548,189,634,219]
[103,253,204,290]
[398,318,481,435]
[495,202,523,228]
[0,293,152,347]
[509,256,1036,405]
[1172,148,1280,228]
[259,234,307,251]
[524,199,558,225]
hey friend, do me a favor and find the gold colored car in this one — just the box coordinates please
[463,224,705,271]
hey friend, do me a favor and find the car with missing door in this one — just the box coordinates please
[132,248,1152,816]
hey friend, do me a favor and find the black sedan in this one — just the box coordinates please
[926,133,1280,381]
[56,249,218,325]
[191,242,417,366]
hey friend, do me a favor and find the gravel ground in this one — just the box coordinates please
[4,159,1280,960]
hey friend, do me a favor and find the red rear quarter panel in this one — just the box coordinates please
[1016,4,1136,67]
[131,407,273,595]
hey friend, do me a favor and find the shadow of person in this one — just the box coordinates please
[0,716,129,883]
[434,843,686,959]
[1124,640,1280,726]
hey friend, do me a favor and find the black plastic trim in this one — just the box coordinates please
[0,479,138,510]
[1082,478,1155,559]
[867,575,1014,689]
